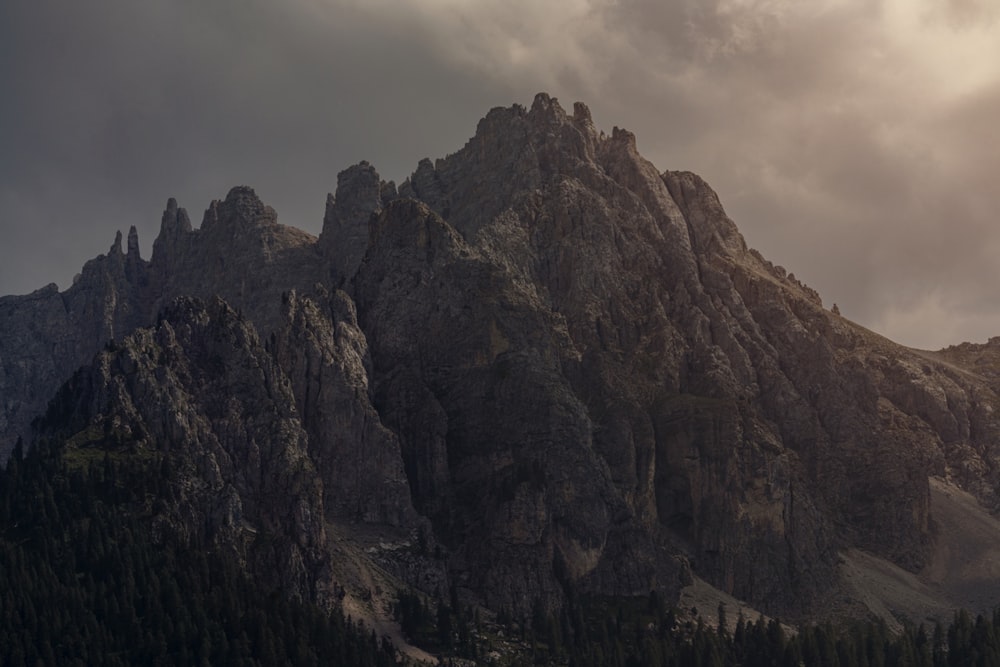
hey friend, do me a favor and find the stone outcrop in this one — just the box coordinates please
[0,228,149,461]
[0,187,324,462]
[318,161,397,286]
[268,288,415,527]
[5,93,1000,623]
[37,297,331,601]
[360,93,1000,616]
[149,186,324,336]
[354,198,683,612]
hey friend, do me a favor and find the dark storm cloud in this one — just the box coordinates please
[2,0,999,349]
[0,0,501,293]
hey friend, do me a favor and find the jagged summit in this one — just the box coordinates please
[126,225,140,258]
[150,186,282,269]
[203,185,278,230]
[152,197,193,267]
[5,93,1000,629]
[318,161,397,285]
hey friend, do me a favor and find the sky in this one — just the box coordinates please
[2,0,999,350]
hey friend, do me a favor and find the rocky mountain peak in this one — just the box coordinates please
[127,225,140,259]
[145,184,321,338]
[9,93,1000,629]
[572,100,597,135]
[399,94,651,244]
[610,125,638,151]
[36,294,333,597]
[318,161,396,284]
[202,185,278,232]
[528,91,567,123]
[151,198,193,268]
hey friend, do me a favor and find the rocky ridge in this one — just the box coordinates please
[4,93,1000,625]
[37,296,329,600]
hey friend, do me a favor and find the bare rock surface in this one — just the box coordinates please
[0,187,323,460]
[0,229,149,461]
[149,186,324,336]
[268,288,416,527]
[354,198,683,614]
[371,93,1000,618]
[4,94,1000,624]
[36,296,331,601]
[319,161,397,286]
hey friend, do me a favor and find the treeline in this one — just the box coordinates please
[398,582,1000,666]
[395,586,484,662]
[559,595,1000,667]
[9,434,1000,667]
[0,440,396,666]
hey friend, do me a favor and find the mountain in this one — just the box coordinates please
[4,93,1000,638]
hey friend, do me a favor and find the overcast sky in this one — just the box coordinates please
[2,0,999,349]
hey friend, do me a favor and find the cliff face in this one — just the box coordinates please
[150,186,324,336]
[35,293,425,609]
[0,187,321,463]
[353,198,676,611]
[37,296,330,601]
[268,288,415,528]
[369,95,959,612]
[0,229,149,461]
[5,93,1000,621]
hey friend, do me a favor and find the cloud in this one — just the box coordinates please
[872,287,1000,351]
[1,0,999,348]
[586,0,1000,348]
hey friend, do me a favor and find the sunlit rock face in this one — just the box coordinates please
[4,93,1000,621]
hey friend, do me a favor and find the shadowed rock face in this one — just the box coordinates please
[149,185,325,336]
[35,294,421,608]
[269,287,415,528]
[318,161,397,287]
[36,296,331,601]
[353,199,679,612]
[0,230,150,461]
[4,94,1000,621]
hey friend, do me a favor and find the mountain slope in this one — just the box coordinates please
[4,94,1000,625]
